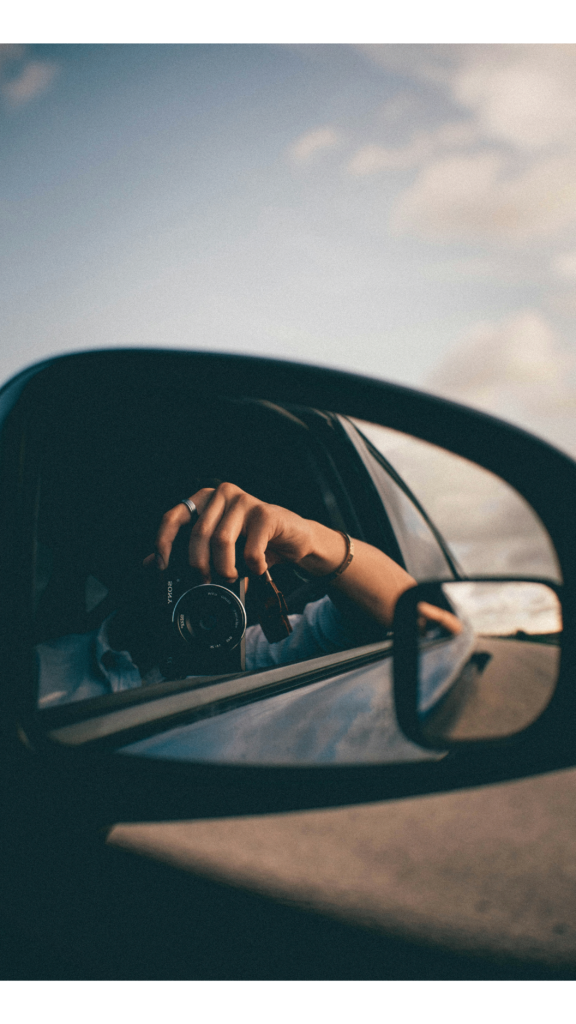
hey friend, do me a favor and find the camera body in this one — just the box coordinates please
[112,519,291,682]
[157,526,247,679]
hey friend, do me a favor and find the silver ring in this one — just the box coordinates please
[180,498,198,519]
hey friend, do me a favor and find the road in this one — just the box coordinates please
[424,637,559,741]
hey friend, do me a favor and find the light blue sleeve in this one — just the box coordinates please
[36,596,362,707]
[245,595,356,671]
[36,616,142,708]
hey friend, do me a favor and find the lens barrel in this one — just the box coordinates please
[172,583,247,653]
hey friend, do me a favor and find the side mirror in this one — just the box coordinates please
[393,579,562,748]
[0,349,574,823]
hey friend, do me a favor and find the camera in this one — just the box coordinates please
[156,525,248,679]
[111,521,292,682]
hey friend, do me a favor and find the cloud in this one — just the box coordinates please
[422,310,576,461]
[351,46,576,245]
[355,420,561,578]
[553,251,576,279]
[392,151,576,241]
[1,59,59,106]
[356,43,463,85]
[347,122,479,178]
[449,46,576,151]
[291,49,576,251]
[0,47,59,108]
[358,45,576,152]
[348,136,429,175]
[288,126,341,164]
[427,310,572,404]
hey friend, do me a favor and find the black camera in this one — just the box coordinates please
[154,525,248,679]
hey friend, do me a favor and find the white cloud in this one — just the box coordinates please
[355,420,560,578]
[0,46,59,108]
[347,122,478,178]
[348,138,428,175]
[553,251,576,279]
[293,49,576,254]
[351,46,576,244]
[356,43,462,86]
[428,310,570,401]
[358,45,576,152]
[422,310,576,459]
[450,46,576,151]
[392,151,576,240]
[288,126,341,164]
[392,152,502,237]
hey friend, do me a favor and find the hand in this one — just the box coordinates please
[147,482,419,630]
[417,601,462,637]
[147,483,341,582]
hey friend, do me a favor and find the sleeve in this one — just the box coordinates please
[245,594,363,672]
[36,615,143,708]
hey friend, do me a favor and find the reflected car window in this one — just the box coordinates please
[339,418,456,581]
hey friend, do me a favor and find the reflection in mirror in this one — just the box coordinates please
[417,581,561,744]
[354,421,561,582]
[33,391,406,717]
[28,369,562,767]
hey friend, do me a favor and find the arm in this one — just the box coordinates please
[151,482,417,630]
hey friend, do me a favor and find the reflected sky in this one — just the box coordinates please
[443,581,562,637]
[121,652,443,765]
[357,421,561,579]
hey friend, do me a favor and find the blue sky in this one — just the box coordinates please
[2,43,576,454]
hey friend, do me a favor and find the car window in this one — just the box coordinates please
[338,417,456,581]
[353,420,561,582]
[31,393,397,718]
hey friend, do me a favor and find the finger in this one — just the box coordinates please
[242,506,277,576]
[155,489,214,570]
[187,487,230,581]
[209,502,249,580]
[155,505,191,571]
[417,601,463,636]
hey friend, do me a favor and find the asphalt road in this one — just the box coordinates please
[424,637,559,742]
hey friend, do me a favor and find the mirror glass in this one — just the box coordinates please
[416,581,561,744]
[29,372,561,764]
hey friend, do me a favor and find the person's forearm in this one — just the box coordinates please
[295,522,416,629]
[154,488,417,631]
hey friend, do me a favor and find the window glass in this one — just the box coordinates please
[353,420,561,582]
[339,418,454,581]
[32,395,396,715]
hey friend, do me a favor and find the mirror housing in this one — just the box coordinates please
[0,349,575,824]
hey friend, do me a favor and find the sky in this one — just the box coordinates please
[2,42,576,460]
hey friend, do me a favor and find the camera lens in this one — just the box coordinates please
[172,584,247,652]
